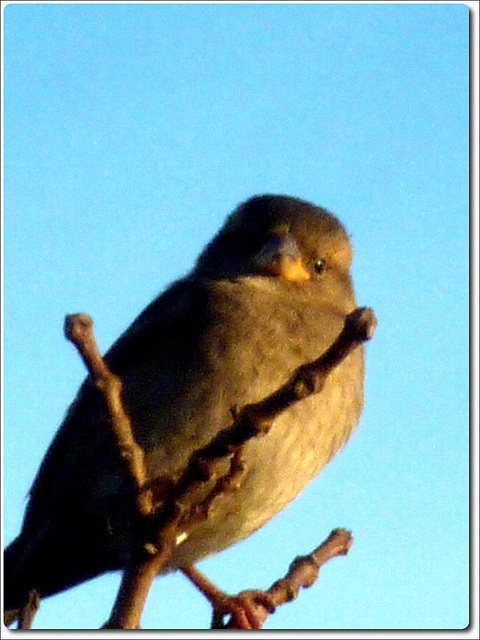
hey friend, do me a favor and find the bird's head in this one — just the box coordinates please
[194,194,354,289]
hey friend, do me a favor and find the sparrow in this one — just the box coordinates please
[4,194,365,624]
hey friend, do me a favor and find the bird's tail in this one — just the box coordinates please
[4,529,115,627]
[3,535,34,626]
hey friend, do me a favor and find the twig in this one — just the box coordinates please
[165,308,376,499]
[217,528,353,629]
[17,589,41,629]
[64,314,153,516]
[103,442,248,628]
[103,517,181,629]
[182,529,353,629]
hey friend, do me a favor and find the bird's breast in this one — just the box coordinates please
[132,278,365,568]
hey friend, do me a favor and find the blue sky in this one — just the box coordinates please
[3,1,470,632]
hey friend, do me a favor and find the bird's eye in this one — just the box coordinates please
[314,258,326,275]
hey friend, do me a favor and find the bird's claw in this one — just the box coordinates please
[211,589,276,629]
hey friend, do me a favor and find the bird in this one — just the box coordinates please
[4,194,365,626]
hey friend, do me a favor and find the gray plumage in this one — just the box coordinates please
[4,194,364,618]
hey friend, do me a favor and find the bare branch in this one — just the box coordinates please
[184,529,354,629]
[65,313,153,516]
[256,528,354,626]
[17,589,40,630]
[168,307,377,506]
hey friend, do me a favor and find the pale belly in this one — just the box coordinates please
[164,346,364,569]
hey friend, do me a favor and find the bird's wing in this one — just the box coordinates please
[23,277,207,526]
[8,277,217,602]
[105,277,202,373]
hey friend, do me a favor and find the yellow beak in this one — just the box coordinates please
[265,254,311,282]
[256,233,311,282]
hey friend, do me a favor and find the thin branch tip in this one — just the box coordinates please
[64,312,94,342]
[345,307,377,341]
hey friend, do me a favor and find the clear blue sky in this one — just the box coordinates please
[3,1,470,632]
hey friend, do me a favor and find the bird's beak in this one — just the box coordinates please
[255,234,310,282]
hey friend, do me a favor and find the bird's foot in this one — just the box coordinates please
[211,588,276,629]
[181,565,276,629]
